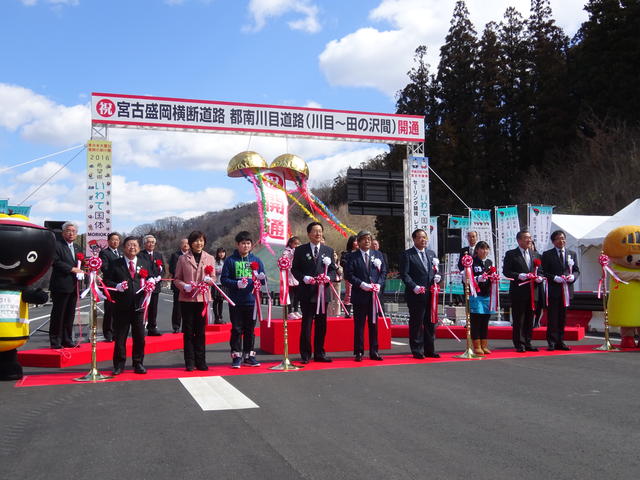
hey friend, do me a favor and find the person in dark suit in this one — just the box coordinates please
[291,222,337,364]
[104,236,152,375]
[542,230,580,351]
[48,221,84,349]
[344,230,388,361]
[502,229,545,352]
[457,230,478,272]
[98,232,121,342]
[138,234,164,335]
[400,228,442,359]
[168,238,189,333]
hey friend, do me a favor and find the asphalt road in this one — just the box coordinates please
[2,291,639,480]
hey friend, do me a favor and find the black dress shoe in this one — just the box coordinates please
[62,342,76,348]
[369,353,383,361]
[525,346,539,352]
[300,358,309,364]
[196,364,209,371]
[51,344,62,350]
[412,353,425,359]
[355,353,363,362]
[103,335,113,342]
[147,329,162,336]
[557,344,571,351]
[112,367,123,376]
[314,356,332,363]
[173,329,179,334]
[516,346,526,352]
[547,345,556,351]
[185,365,194,372]
[425,353,441,358]
[134,365,147,374]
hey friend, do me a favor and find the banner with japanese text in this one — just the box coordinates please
[428,216,439,254]
[495,206,520,291]
[261,170,288,247]
[528,205,554,253]
[405,156,430,248]
[469,209,495,264]
[444,215,469,294]
[92,93,424,145]
[86,140,113,257]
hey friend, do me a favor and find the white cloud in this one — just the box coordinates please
[19,0,80,5]
[319,0,588,97]
[14,161,72,184]
[307,146,387,186]
[246,0,320,33]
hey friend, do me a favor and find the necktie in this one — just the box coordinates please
[558,249,564,266]
[69,244,75,259]
[420,250,428,269]
[313,245,319,260]
[129,260,135,278]
[149,252,154,263]
[364,252,369,266]
[523,249,531,270]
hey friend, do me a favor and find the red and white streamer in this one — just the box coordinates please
[460,255,478,297]
[278,255,292,306]
[597,253,628,298]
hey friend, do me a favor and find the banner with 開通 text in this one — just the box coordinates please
[261,170,288,247]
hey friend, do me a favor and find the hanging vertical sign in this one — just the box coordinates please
[495,206,520,291]
[86,140,113,257]
[528,205,554,253]
[444,215,469,295]
[469,209,495,263]
[428,216,439,253]
[261,170,288,247]
[405,156,430,247]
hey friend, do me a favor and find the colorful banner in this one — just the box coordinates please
[444,215,469,294]
[92,93,424,145]
[528,205,554,253]
[261,170,288,247]
[86,140,113,257]
[0,200,8,212]
[428,216,438,253]
[469,209,495,264]
[405,156,430,247]
[0,203,31,218]
[495,206,520,291]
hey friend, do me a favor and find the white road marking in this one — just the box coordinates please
[28,303,91,322]
[179,376,259,411]
[391,340,408,346]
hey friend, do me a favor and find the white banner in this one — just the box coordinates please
[428,216,438,253]
[405,156,430,247]
[469,209,495,264]
[261,170,288,247]
[86,140,113,257]
[91,93,424,145]
[495,206,520,291]
[528,205,554,253]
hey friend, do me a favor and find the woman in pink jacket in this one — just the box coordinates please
[173,231,215,371]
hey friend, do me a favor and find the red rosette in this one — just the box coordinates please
[533,257,542,268]
[87,256,102,272]
[277,256,292,271]
[204,265,214,275]
[487,265,497,274]
[155,259,163,267]
[460,254,473,268]
[250,261,260,272]
[139,268,149,279]
[599,254,610,267]
[76,252,85,261]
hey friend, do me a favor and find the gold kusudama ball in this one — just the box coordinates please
[270,153,309,181]
[227,151,268,177]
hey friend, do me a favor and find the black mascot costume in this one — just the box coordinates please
[0,216,55,381]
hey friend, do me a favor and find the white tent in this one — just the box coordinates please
[579,198,640,247]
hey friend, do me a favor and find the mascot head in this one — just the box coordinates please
[0,217,56,289]
[602,225,640,269]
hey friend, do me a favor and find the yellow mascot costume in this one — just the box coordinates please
[602,225,640,348]
[0,215,55,380]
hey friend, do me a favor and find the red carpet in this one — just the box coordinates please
[15,344,625,388]
[390,325,585,340]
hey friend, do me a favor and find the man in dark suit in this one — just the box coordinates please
[104,236,152,375]
[291,222,337,364]
[168,238,189,333]
[138,234,164,335]
[48,221,84,349]
[457,230,478,272]
[400,229,442,359]
[98,232,121,342]
[502,229,545,352]
[542,230,580,351]
[344,230,387,361]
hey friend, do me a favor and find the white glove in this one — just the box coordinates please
[203,275,214,285]
[146,277,157,285]
[237,279,248,289]
[554,275,564,283]
[303,275,315,285]
[116,281,128,292]
[476,275,487,283]
[256,272,266,280]
[535,276,544,283]
[567,274,575,283]
[434,274,441,284]
[360,282,373,291]
[518,273,529,281]
[183,283,193,293]
[76,272,85,281]
[413,285,423,294]
[155,275,162,283]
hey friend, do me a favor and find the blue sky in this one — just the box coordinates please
[0,0,587,232]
